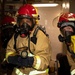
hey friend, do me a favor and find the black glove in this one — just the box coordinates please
[8,55,34,67]
[1,60,16,70]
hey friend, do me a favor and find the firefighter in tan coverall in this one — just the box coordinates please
[5,4,51,75]
[57,13,75,75]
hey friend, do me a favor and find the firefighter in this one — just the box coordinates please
[57,13,75,75]
[5,4,51,75]
[0,15,16,75]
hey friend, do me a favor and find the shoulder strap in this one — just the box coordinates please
[14,33,19,50]
[31,27,38,44]
[31,25,49,44]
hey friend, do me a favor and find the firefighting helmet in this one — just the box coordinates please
[16,4,39,37]
[17,4,39,20]
[1,16,15,48]
[57,13,75,29]
[2,15,16,25]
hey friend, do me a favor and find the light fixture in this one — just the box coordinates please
[62,2,70,9]
[32,3,58,7]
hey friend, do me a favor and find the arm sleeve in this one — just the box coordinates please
[5,35,17,60]
[32,30,51,70]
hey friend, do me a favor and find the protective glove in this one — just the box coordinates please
[8,55,34,67]
[1,60,16,70]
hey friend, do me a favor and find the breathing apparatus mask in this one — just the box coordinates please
[15,16,35,37]
[58,31,74,45]
[15,23,32,37]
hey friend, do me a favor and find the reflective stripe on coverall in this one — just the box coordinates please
[15,68,48,75]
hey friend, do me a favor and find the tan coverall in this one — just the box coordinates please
[5,25,51,75]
